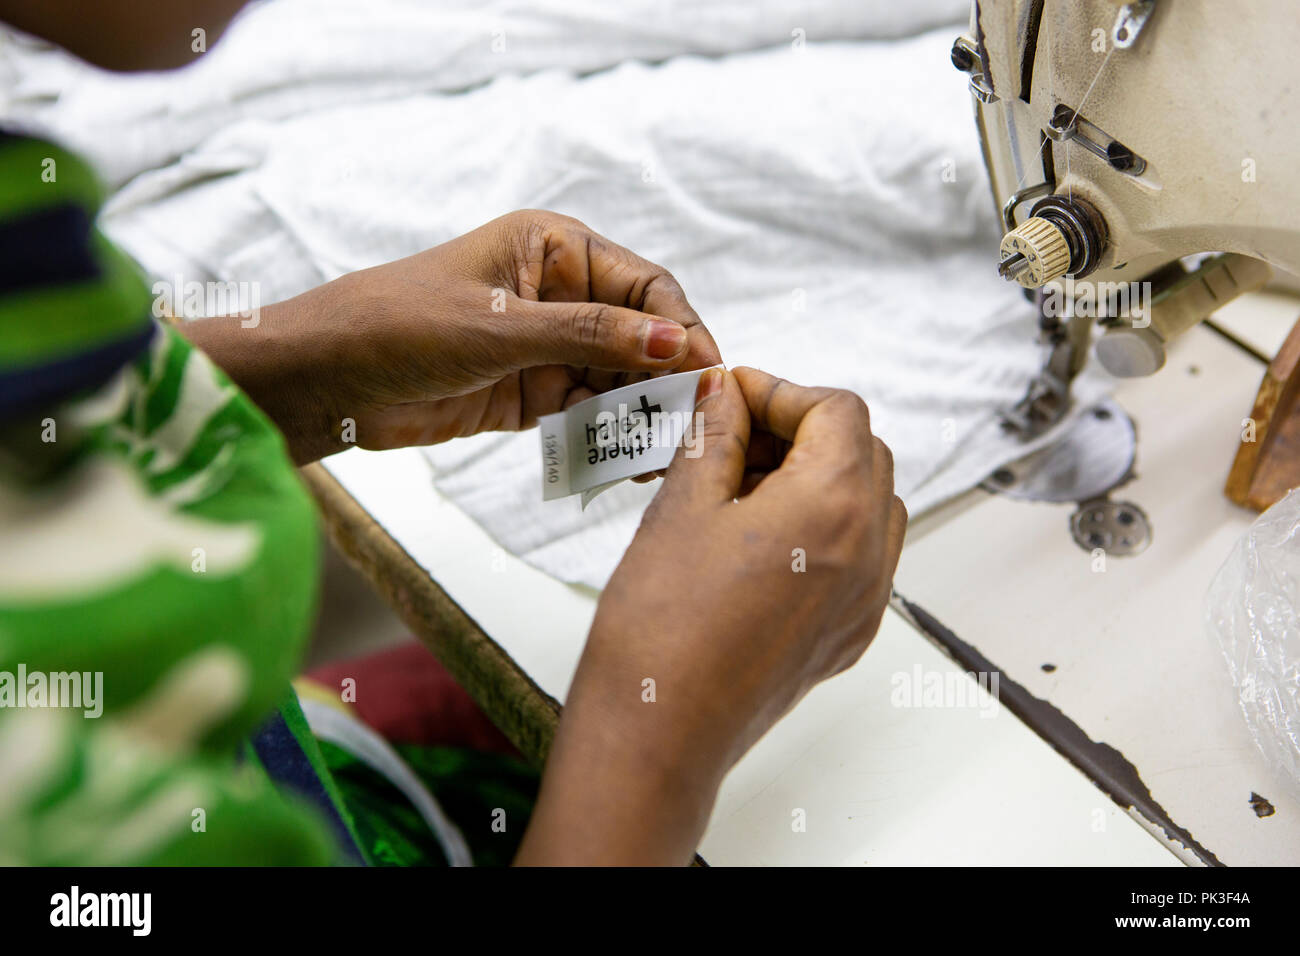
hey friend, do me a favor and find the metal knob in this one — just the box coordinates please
[1095,325,1166,377]
[998,217,1071,288]
[997,195,1108,289]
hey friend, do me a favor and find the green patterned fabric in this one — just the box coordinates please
[0,132,334,865]
[321,741,538,867]
[0,137,156,370]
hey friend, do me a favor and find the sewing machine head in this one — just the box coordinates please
[954,0,1296,433]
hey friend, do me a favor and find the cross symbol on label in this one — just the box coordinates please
[631,394,662,425]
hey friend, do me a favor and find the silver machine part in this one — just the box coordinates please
[1070,498,1151,557]
[953,0,1289,439]
[982,397,1135,503]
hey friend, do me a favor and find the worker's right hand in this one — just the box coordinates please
[517,367,905,865]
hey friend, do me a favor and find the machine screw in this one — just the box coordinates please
[951,40,975,72]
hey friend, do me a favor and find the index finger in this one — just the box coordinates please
[732,367,874,460]
[594,243,720,369]
[550,220,721,369]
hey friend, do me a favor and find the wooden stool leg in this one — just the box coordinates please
[1225,316,1300,510]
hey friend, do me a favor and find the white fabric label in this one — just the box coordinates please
[539,369,708,505]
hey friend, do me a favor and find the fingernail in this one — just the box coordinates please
[643,319,687,359]
[695,368,723,405]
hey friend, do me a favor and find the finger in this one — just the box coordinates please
[577,369,651,396]
[732,366,874,466]
[727,432,788,498]
[562,385,596,410]
[745,429,790,473]
[885,495,908,570]
[869,435,897,525]
[737,469,771,497]
[636,271,721,369]
[538,220,722,368]
[830,495,909,677]
[658,368,749,507]
[512,299,689,371]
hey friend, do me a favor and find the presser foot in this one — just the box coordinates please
[983,397,1137,505]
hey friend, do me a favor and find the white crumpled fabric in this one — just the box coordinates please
[2,0,1114,589]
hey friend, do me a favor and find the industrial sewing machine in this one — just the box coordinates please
[952,0,1300,513]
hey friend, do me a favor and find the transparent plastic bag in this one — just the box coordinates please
[1206,488,1300,795]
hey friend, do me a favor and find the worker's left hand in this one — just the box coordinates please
[183,209,720,463]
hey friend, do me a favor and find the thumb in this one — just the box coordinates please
[511,299,689,370]
[659,368,749,507]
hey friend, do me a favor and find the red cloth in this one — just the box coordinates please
[307,642,519,756]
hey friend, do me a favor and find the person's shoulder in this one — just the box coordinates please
[0,126,103,221]
[0,126,156,419]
